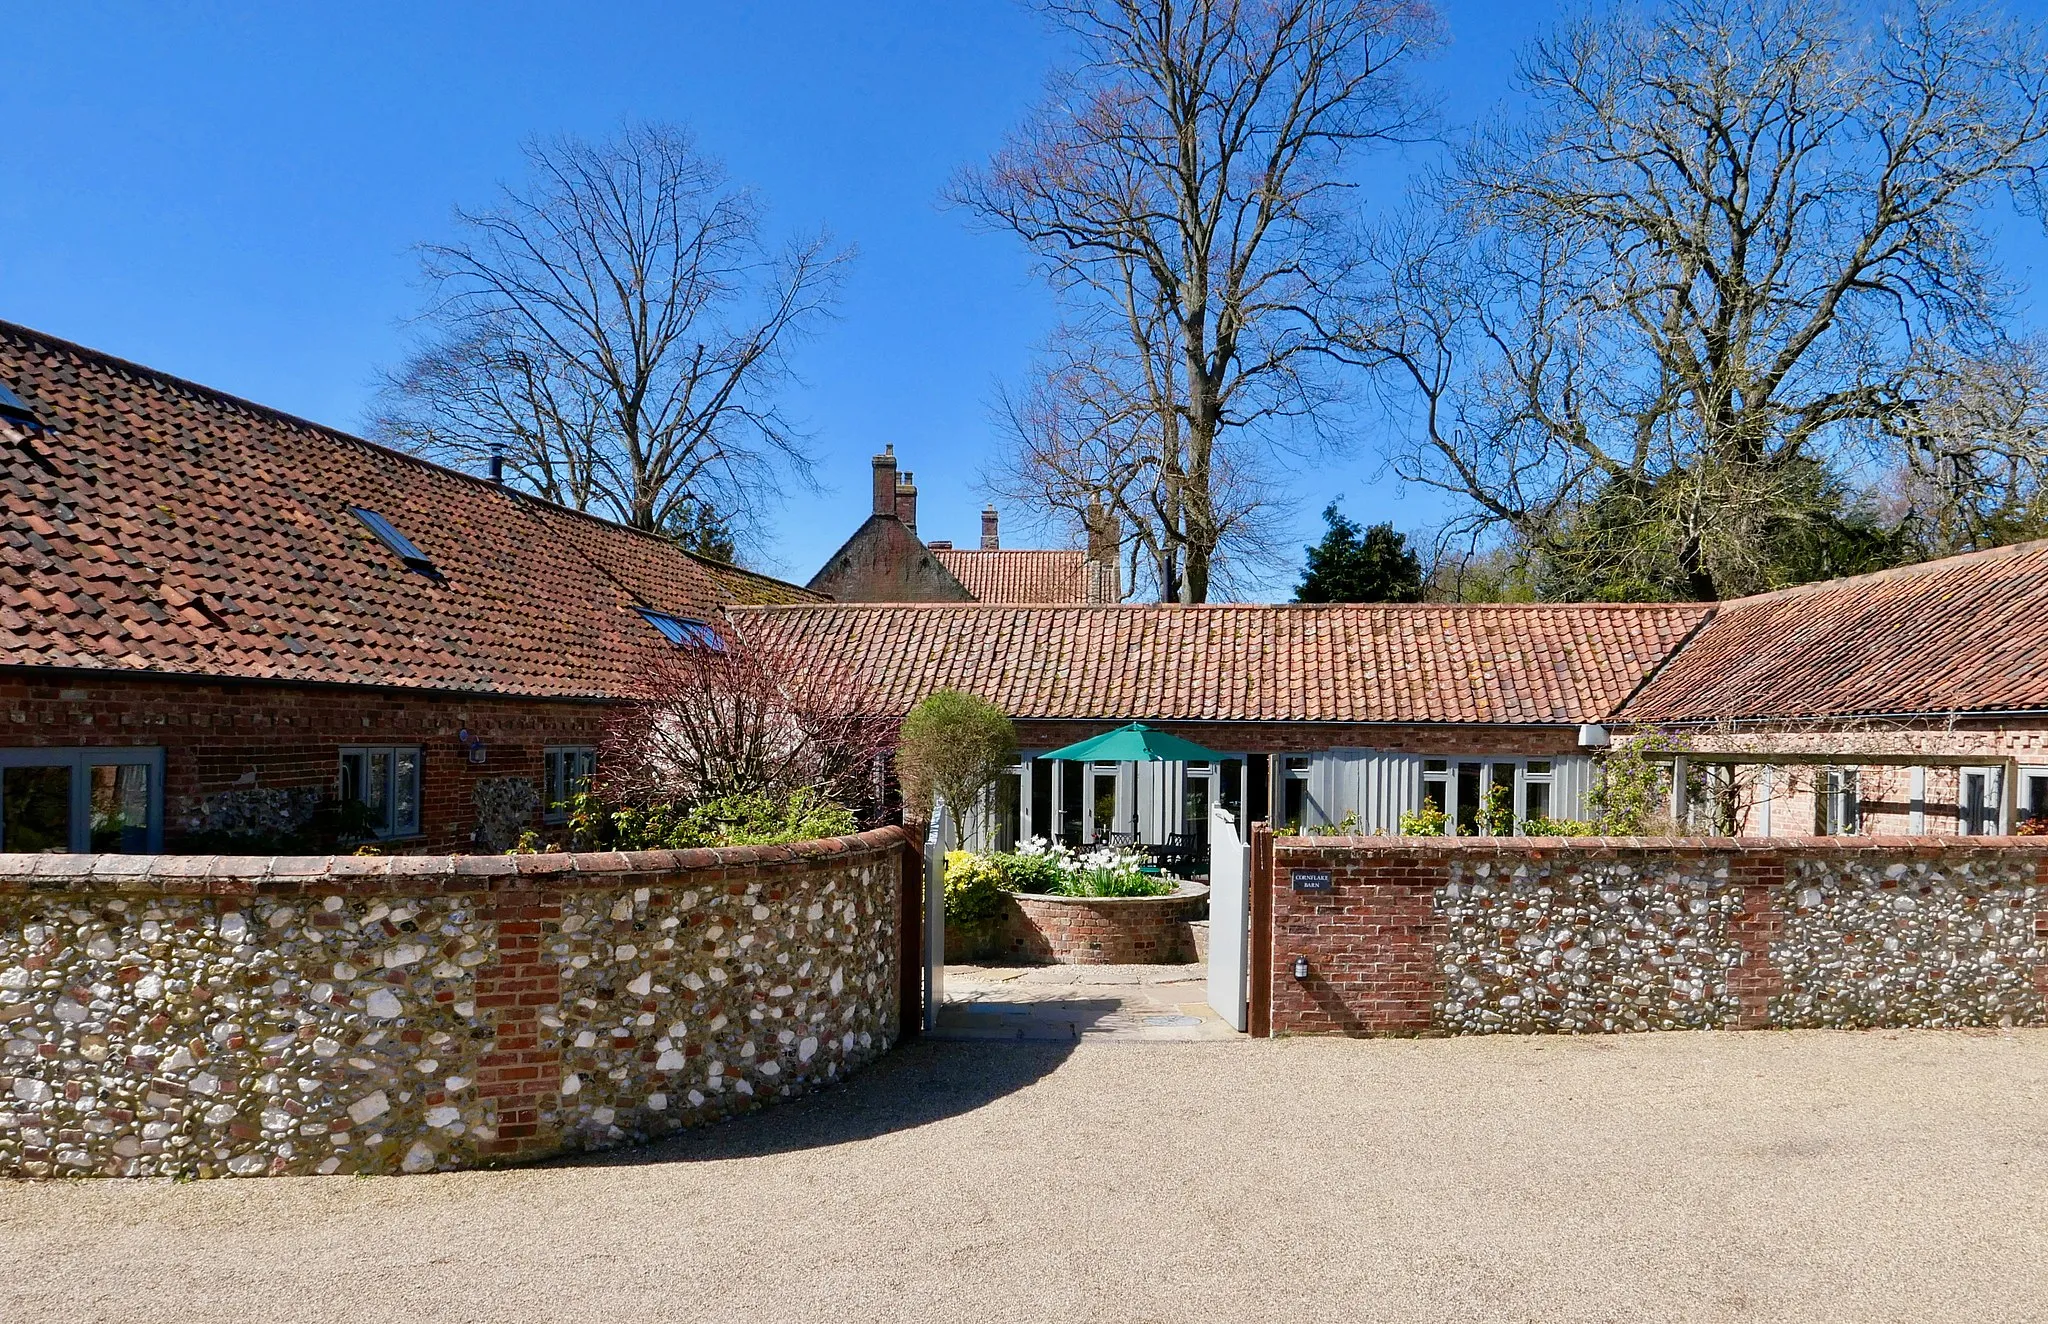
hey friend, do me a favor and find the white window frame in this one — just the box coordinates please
[0,747,164,853]
[542,746,596,823]
[1421,757,1557,836]
[339,745,423,839]
[1959,766,2002,837]
[1817,767,1861,836]
[2020,765,2048,828]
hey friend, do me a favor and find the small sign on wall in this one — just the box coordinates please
[1290,869,1333,893]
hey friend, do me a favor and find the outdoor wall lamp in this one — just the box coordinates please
[1293,955,1310,981]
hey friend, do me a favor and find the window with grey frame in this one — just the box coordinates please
[339,746,422,839]
[0,747,163,853]
[543,747,596,822]
[1816,767,1861,836]
[1959,766,2002,836]
[1420,758,1557,836]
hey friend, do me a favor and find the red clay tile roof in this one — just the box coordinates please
[931,548,1089,603]
[1618,540,2048,723]
[0,320,819,698]
[730,601,1712,724]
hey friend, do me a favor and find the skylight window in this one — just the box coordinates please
[0,381,41,430]
[348,506,435,574]
[637,609,724,651]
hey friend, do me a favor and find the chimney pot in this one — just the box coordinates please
[981,506,1000,550]
[871,445,898,517]
[895,472,919,536]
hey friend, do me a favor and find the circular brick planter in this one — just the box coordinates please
[1000,883,1210,965]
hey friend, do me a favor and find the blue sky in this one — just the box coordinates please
[4,2,2044,592]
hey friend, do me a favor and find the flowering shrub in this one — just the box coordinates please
[1399,804,1449,836]
[946,838,1177,901]
[942,851,1010,926]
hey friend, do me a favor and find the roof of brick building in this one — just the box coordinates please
[730,601,1711,724]
[0,320,819,698]
[930,548,1090,603]
[1617,540,2048,723]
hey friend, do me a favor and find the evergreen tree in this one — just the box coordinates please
[660,501,738,564]
[1294,504,1423,603]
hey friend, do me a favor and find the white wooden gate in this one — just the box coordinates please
[1206,806,1250,1032]
[923,804,956,1033]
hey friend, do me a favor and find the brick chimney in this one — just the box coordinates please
[981,506,1000,550]
[895,471,918,535]
[871,445,898,517]
[1084,498,1120,602]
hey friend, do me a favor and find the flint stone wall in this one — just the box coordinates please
[1266,837,2048,1037]
[0,828,910,1178]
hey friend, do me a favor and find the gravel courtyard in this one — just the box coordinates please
[5,1028,2047,1323]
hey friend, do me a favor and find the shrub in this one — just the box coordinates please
[948,839,1176,900]
[1589,733,1687,834]
[1399,804,1449,836]
[601,627,893,822]
[895,690,1017,825]
[991,840,1067,894]
[942,851,1009,926]
[1519,816,1596,836]
[530,787,856,852]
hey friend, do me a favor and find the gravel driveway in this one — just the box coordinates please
[4,1028,2046,1323]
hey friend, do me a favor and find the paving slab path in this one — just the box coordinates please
[4,1028,2048,1322]
[936,962,1236,1041]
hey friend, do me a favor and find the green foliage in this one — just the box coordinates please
[943,851,1010,926]
[896,690,1017,823]
[660,499,738,563]
[1300,810,1360,836]
[949,840,1176,900]
[529,787,855,853]
[1533,462,1916,603]
[1295,504,1424,603]
[1519,816,1596,836]
[1588,734,1687,835]
[1399,804,1449,836]
[1477,783,1514,836]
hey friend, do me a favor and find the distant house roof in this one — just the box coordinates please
[1618,540,2048,724]
[0,320,818,699]
[931,548,1091,604]
[730,601,1711,725]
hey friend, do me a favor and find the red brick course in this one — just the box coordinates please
[1000,886,1210,964]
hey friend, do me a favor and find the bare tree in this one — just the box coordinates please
[1886,334,2048,555]
[985,329,1289,600]
[955,0,1437,602]
[1340,0,2048,600]
[600,628,895,822]
[373,123,851,545]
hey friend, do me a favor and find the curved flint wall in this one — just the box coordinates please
[0,828,911,1178]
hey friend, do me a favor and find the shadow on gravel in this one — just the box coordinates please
[549,1036,1076,1166]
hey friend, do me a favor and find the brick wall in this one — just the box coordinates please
[1,671,610,852]
[0,828,913,1177]
[1261,836,2048,1037]
[1001,886,1209,964]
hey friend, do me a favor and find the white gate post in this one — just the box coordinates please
[923,804,955,1032]
[1206,806,1250,1032]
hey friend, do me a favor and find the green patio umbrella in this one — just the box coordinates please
[1038,722,1226,763]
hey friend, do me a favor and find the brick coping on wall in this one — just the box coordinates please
[0,826,916,895]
